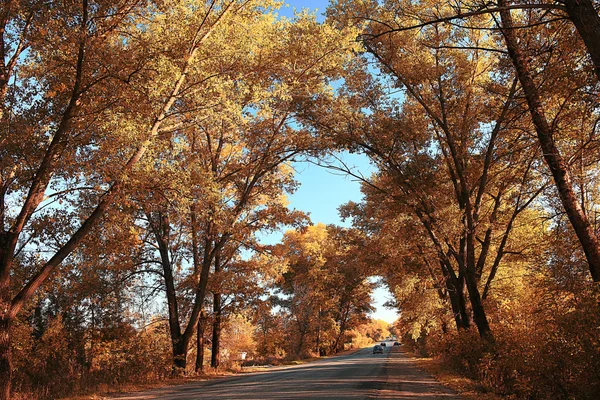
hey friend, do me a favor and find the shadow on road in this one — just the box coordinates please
[113,345,459,399]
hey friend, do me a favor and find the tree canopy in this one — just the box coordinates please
[1,0,600,399]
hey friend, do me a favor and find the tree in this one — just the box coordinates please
[496,0,600,282]
[327,0,600,283]
[0,0,287,395]
[120,8,357,370]
[274,224,375,356]
[0,1,154,396]
[301,8,548,338]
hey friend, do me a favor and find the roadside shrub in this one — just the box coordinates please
[13,316,81,398]
[12,316,172,399]
[418,284,600,399]
[89,324,172,386]
[427,328,489,379]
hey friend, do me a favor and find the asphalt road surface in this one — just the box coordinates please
[112,343,460,399]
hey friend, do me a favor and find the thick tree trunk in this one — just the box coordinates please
[499,0,600,282]
[446,286,464,330]
[172,338,188,370]
[211,293,221,369]
[463,269,492,337]
[416,209,473,331]
[195,312,207,373]
[564,0,600,82]
[459,225,492,339]
[315,307,322,356]
[150,212,185,371]
[453,157,493,339]
[296,320,307,356]
[442,262,470,330]
[180,236,226,355]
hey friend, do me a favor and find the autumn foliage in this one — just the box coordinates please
[1,0,600,399]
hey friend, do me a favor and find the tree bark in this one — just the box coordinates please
[463,265,492,337]
[210,298,221,369]
[441,260,471,330]
[211,252,221,369]
[454,226,492,339]
[315,307,322,356]
[499,0,600,282]
[415,208,474,331]
[440,85,492,338]
[563,0,600,82]
[195,311,207,373]
[0,278,11,400]
[149,211,186,370]
[172,339,188,370]
[332,305,350,353]
[466,221,493,338]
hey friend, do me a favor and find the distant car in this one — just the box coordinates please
[380,342,386,347]
[373,345,384,354]
[393,341,400,346]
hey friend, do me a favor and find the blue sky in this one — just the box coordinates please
[289,153,373,226]
[278,0,330,21]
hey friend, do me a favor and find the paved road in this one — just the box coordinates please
[112,344,459,399]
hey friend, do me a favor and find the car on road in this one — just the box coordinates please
[393,341,400,346]
[380,342,386,346]
[373,345,384,354]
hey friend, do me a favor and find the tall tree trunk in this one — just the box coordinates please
[0,283,11,400]
[446,285,464,330]
[415,209,472,331]
[180,235,228,356]
[296,320,307,356]
[456,227,492,339]
[154,214,228,372]
[465,216,492,338]
[315,307,322,356]
[0,318,10,400]
[499,0,600,282]
[441,260,470,330]
[150,211,187,370]
[0,233,12,400]
[463,268,491,337]
[456,273,471,329]
[210,295,222,369]
[332,306,349,353]
[195,311,207,373]
[563,0,600,82]
[211,252,221,369]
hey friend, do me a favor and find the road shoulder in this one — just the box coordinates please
[376,345,461,399]
[404,351,502,400]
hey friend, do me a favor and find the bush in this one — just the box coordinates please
[416,285,600,399]
[12,317,172,399]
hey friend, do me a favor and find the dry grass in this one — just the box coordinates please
[59,371,236,400]
[406,352,502,400]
